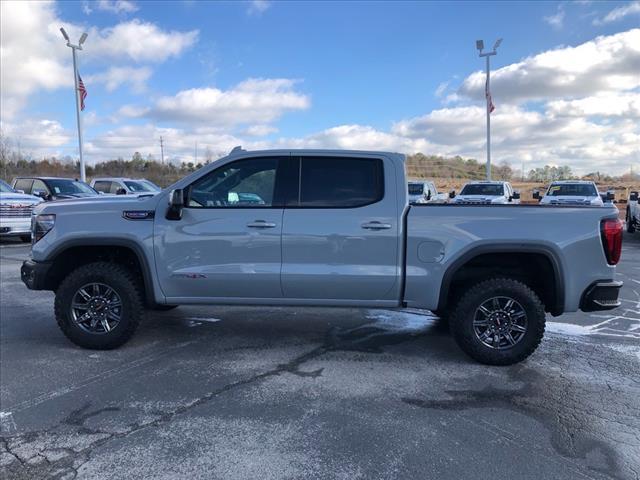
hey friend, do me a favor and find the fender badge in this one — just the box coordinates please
[123,210,155,220]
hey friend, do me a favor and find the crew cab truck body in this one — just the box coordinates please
[21,149,623,365]
[627,190,639,233]
[534,180,605,206]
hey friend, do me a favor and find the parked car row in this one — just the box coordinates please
[1,176,161,242]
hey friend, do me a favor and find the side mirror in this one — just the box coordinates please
[98,191,105,195]
[36,191,49,200]
[533,190,541,201]
[166,189,184,220]
[449,190,456,199]
[426,192,432,201]
[512,191,521,200]
[631,191,639,202]
[116,188,127,195]
[605,191,615,202]
[16,189,25,194]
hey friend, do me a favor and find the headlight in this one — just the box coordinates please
[32,214,55,243]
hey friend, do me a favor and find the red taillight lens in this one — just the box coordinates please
[601,218,623,265]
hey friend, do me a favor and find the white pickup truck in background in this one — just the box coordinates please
[407,180,446,204]
[451,181,520,204]
[534,180,606,206]
[627,190,639,233]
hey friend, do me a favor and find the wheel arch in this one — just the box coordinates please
[42,238,157,306]
[437,244,565,316]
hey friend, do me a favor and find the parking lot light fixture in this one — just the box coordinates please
[60,28,88,182]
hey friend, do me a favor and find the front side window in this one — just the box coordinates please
[32,180,49,196]
[298,157,383,207]
[93,181,112,193]
[188,157,278,208]
[408,183,424,195]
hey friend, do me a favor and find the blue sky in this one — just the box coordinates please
[1,0,639,174]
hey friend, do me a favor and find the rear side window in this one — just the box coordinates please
[298,157,384,208]
[93,181,112,193]
[14,179,33,193]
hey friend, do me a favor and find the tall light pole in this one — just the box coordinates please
[476,38,502,181]
[60,27,88,182]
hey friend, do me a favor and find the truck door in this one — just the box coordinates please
[281,155,400,302]
[154,156,287,300]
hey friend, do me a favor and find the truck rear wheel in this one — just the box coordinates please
[54,262,143,349]
[449,278,545,365]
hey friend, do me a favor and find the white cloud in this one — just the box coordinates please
[86,66,152,93]
[547,93,640,118]
[121,78,310,127]
[2,119,72,155]
[594,1,640,25]
[96,0,139,14]
[544,5,565,29]
[247,0,270,16]
[243,125,278,136]
[85,20,198,63]
[458,29,640,104]
[0,0,198,121]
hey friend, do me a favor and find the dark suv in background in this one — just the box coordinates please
[12,177,98,201]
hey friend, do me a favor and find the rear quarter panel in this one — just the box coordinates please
[405,204,619,312]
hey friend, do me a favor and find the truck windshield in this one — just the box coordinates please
[460,184,504,196]
[0,180,15,193]
[47,179,97,195]
[547,184,597,196]
[124,180,158,192]
[408,183,424,195]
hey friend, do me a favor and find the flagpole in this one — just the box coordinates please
[485,54,491,181]
[60,28,88,182]
[476,38,502,181]
[71,47,86,182]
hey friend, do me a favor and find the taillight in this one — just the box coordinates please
[600,218,623,265]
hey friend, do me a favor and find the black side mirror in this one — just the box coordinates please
[36,191,49,200]
[449,190,456,199]
[533,191,541,201]
[605,191,615,202]
[512,191,521,200]
[426,192,432,201]
[631,191,639,202]
[116,188,127,195]
[166,189,184,220]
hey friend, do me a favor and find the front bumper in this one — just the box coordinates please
[0,217,32,236]
[580,280,623,312]
[21,259,52,290]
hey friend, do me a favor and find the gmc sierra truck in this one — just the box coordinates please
[21,149,624,365]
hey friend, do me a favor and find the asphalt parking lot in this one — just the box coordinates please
[1,234,639,480]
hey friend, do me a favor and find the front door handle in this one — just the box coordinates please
[361,221,392,230]
[247,220,277,229]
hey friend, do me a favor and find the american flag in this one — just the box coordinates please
[78,74,87,111]
[485,76,495,113]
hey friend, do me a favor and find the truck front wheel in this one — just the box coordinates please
[449,278,545,365]
[54,262,143,349]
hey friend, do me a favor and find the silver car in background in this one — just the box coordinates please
[90,177,161,195]
[0,179,42,242]
[452,181,520,204]
[408,180,443,204]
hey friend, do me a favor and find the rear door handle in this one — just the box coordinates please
[247,220,277,229]
[361,221,392,230]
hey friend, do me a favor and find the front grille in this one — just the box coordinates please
[0,204,36,218]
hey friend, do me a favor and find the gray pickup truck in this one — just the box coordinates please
[21,149,624,365]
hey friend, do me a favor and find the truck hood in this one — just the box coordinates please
[454,195,507,204]
[0,192,42,204]
[540,195,601,206]
[34,193,160,215]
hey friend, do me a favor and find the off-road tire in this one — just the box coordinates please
[55,262,143,349]
[627,209,636,233]
[450,278,546,365]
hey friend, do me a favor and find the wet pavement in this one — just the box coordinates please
[1,234,639,480]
